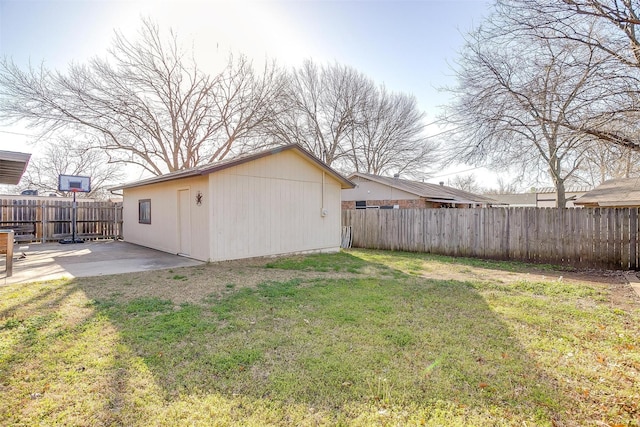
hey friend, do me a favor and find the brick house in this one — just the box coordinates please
[341,173,495,209]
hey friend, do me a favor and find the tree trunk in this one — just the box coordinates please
[555,178,567,208]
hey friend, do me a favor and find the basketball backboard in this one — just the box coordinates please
[58,174,91,193]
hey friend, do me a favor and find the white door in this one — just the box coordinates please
[178,189,191,256]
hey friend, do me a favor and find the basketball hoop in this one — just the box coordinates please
[58,175,91,244]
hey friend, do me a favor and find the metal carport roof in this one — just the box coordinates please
[0,150,31,185]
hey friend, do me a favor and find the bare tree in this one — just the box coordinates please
[0,184,18,195]
[19,140,124,199]
[493,177,524,194]
[0,19,284,176]
[269,60,372,166]
[442,19,614,207]
[502,0,640,67]
[496,0,640,151]
[447,174,485,194]
[268,60,435,177]
[349,87,437,178]
[571,140,640,186]
[448,174,524,195]
[211,55,288,160]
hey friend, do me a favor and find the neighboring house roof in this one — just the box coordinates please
[111,144,355,190]
[486,193,537,207]
[0,150,31,185]
[574,177,640,207]
[349,172,496,205]
[536,186,592,194]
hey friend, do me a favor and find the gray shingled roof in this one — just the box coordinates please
[574,177,640,207]
[536,186,592,194]
[350,173,496,205]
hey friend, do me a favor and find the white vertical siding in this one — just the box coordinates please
[209,150,342,261]
[341,177,419,201]
[122,176,210,261]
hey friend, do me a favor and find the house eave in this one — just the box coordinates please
[350,172,495,205]
[575,200,640,208]
[111,144,355,191]
[197,144,355,189]
[0,150,31,185]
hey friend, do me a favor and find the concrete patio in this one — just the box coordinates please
[0,240,203,285]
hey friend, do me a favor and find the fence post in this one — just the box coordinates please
[41,203,46,243]
[115,204,120,239]
[631,208,638,270]
[342,207,640,271]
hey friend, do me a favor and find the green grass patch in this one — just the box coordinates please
[264,251,370,273]
[508,279,600,297]
[209,349,263,373]
[124,297,173,313]
[351,248,567,274]
[0,252,638,426]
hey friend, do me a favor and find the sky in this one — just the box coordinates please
[0,0,499,186]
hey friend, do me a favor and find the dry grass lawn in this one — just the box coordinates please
[1,249,638,426]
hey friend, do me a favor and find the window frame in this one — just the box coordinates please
[138,199,151,224]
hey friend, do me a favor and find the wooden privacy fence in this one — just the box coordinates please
[0,198,123,243]
[342,208,640,270]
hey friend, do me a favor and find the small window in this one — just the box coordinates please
[139,199,151,224]
[355,201,366,209]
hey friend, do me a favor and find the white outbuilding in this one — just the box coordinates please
[112,144,354,262]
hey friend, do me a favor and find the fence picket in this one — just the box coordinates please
[0,198,122,242]
[631,209,638,269]
[342,207,640,270]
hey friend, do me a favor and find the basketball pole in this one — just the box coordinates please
[71,189,77,243]
[60,189,82,244]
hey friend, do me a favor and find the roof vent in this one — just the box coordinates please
[439,181,444,186]
[393,173,400,179]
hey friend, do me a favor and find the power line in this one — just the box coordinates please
[0,129,35,137]
[430,166,485,179]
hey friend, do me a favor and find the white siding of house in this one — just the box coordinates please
[341,177,419,201]
[536,191,587,208]
[122,175,210,261]
[209,150,342,261]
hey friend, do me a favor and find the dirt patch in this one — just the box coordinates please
[417,259,639,310]
[74,254,639,310]
[75,257,361,305]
